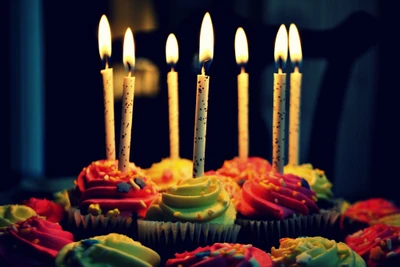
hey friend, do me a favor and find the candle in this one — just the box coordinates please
[193,12,214,178]
[234,27,249,162]
[272,24,288,173]
[98,15,116,160]
[165,33,180,160]
[288,23,303,166]
[118,28,135,172]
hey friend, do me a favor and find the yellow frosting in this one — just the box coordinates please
[284,163,333,200]
[0,204,37,228]
[371,213,400,227]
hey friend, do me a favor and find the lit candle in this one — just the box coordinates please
[193,12,214,178]
[288,23,303,166]
[98,15,116,160]
[165,33,180,160]
[118,28,135,172]
[272,24,288,173]
[235,27,249,162]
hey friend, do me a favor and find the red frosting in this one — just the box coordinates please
[342,198,400,225]
[345,223,400,267]
[165,243,273,267]
[215,157,272,185]
[0,216,74,266]
[22,198,64,223]
[235,172,319,220]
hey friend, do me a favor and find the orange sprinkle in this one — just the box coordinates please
[301,200,306,204]
[297,182,301,187]
[32,239,40,244]
[197,213,203,220]
[292,191,298,197]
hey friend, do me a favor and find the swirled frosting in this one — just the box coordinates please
[165,243,273,267]
[284,164,333,200]
[145,158,193,191]
[0,216,74,266]
[145,176,236,224]
[216,157,272,186]
[234,172,319,220]
[0,205,37,229]
[271,236,366,267]
[205,171,241,199]
[371,214,400,227]
[55,233,160,267]
[76,159,159,218]
[345,223,400,267]
[22,198,64,223]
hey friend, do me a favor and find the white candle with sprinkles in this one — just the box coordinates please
[165,33,180,160]
[288,23,303,166]
[235,27,249,162]
[193,12,214,178]
[272,24,288,174]
[98,15,116,160]
[118,28,135,172]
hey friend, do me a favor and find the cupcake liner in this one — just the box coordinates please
[235,210,340,251]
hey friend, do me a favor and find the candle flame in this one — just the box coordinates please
[98,15,112,60]
[289,24,302,64]
[235,27,248,65]
[165,33,179,66]
[199,12,214,64]
[123,28,135,71]
[274,24,288,70]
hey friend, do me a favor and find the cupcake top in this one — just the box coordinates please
[165,243,273,266]
[345,223,400,267]
[0,216,74,266]
[371,214,400,227]
[0,204,37,229]
[145,176,236,224]
[270,236,366,267]
[284,163,333,200]
[55,233,160,267]
[205,171,241,199]
[76,159,159,218]
[53,189,72,211]
[234,172,319,220]
[22,197,65,223]
[342,198,400,225]
[215,157,272,186]
[144,157,192,191]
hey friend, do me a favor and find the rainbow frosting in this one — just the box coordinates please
[55,233,160,267]
[284,164,333,200]
[165,243,273,266]
[0,204,37,229]
[145,158,193,191]
[345,223,400,267]
[235,172,319,220]
[75,159,159,218]
[145,176,236,224]
[271,236,366,266]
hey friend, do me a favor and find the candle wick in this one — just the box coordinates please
[294,66,300,73]
[201,65,205,75]
[171,67,175,72]
[240,66,245,74]
[105,59,109,69]
[128,71,131,77]
[278,68,283,74]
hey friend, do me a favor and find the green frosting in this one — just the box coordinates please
[55,233,160,267]
[145,176,236,224]
[0,204,37,228]
[271,236,366,267]
[284,164,333,200]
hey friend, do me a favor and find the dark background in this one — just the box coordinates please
[2,0,398,203]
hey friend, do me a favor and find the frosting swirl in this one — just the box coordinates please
[55,233,160,267]
[145,176,236,224]
[371,214,400,227]
[205,171,241,199]
[0,205,37,229]
[165,243,273,267]
[345,223,400,267]
[235,172,319,220]
[76,159,159,218]
[0,216,74,266]
[216,157,272,186]
[271,236,366,267]
[284,164,333,200]
[22,198,64,223]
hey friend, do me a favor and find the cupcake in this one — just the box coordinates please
[139,175,240,259]
[270,236,366,266]
[234,172,339,249]
[215,157,272,186]
[145,157,193,191]
[345,223,400,267]
[22,197,65,223]
[205,171,241,199]
[0,204,37,229]
[0,216,74,266]
[55,233,160,267]
[165,243,273,267]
